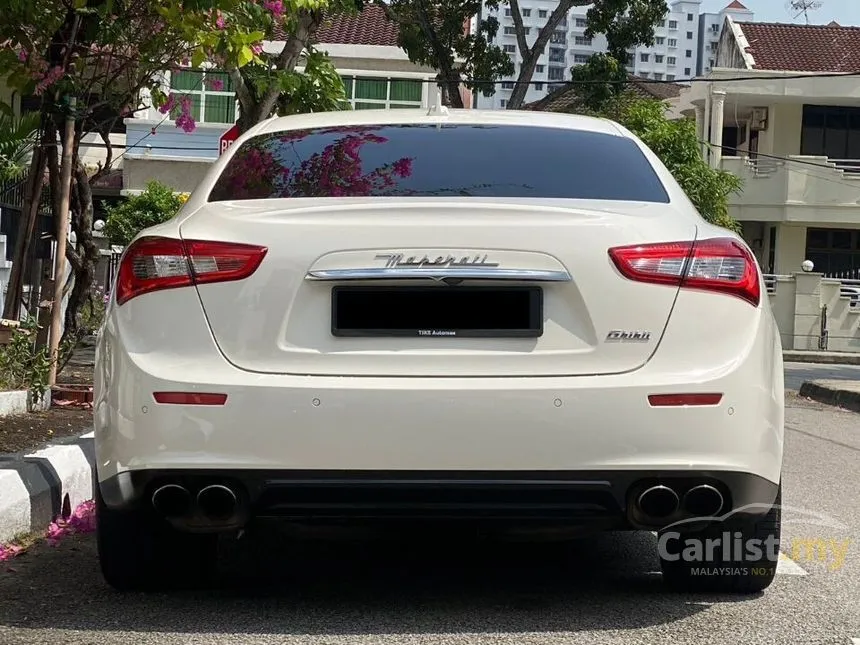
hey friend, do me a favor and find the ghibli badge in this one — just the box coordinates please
[606,330,652,342]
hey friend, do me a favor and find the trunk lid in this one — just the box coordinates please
[179,198,696,377]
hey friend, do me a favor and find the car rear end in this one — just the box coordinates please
[93,111,783,591]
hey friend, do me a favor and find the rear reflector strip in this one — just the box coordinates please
[648,393,723,407]
[153,392,228,405]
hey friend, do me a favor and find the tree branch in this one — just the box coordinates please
[507,0,579,109]
[255,11,323,123]
[90,128,113,184]
[507,0,530,60]
[228,67,255,121]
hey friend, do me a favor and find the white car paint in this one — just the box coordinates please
[93,108,784,502]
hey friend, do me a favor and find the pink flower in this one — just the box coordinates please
[216,11,226,29]
[208,78,224,91]
[157,93,177,114]
[34,65,64,96]
[264,0,285,17]
[0,544,24,562]
[17,49,27,62]
[251,43,263,55]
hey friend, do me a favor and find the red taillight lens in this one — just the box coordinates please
[115,236,268,305]
[608,237,760,306]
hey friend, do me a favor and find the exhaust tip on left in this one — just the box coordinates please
[152,484,192,519]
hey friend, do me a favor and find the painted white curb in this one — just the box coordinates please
[0,431,95,544]
[0,390,50,418]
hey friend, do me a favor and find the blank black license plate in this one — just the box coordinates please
[331,286,543,338]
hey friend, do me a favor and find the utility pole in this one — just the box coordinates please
[48,97,76,386]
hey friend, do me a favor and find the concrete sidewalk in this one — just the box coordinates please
[783,350,860,365]
[799,380,860,413]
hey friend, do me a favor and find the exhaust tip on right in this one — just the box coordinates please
[682,484,725,517]
[637,485,680,519]
[197,484,238,521]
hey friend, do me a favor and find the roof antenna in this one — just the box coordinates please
[428,85,449,116]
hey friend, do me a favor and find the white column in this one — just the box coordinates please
[694,104,706,160]
[709,90,727,169]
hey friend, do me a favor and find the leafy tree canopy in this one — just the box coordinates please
[103,181,187,247]
[374,0,514,108]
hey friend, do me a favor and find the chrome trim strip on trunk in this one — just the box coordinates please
[305,268,572,282]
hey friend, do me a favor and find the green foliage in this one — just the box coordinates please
[558,50,741,231]
[79,286,107,335]
[379,0,515,98]
[269,49,349,116]
[620,100,742,231]
[569,53,629,112]
[0,105,40,183]
[0,317,51,406]
[583,0,668,60]
[104,181,185,246]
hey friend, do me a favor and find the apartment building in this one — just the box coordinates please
[697,0,754,75]
[474,0,754,110]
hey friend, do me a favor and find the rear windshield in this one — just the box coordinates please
[208,124,670,203]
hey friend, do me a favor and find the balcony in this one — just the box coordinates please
[722,155,860,222]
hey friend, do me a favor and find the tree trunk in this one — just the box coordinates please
[61,161,98,346]
[505,0,578,110]
[232,10,323,135]
[2,128,47,320]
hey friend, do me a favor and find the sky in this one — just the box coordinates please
[701,0,860,26]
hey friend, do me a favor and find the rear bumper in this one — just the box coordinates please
[99,468,780,532]
[94,289,784,520]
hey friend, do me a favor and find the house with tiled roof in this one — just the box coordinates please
[120,6,471,198]
[674,17,860,352]
[522,74,684,113]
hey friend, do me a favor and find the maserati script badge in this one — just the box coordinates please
[375,253,500,269]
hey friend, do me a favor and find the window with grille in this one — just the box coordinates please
[339,76,424,110]
[169,69,237,124]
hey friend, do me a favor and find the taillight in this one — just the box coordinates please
[116,236,268,305]
[608,237,760,306]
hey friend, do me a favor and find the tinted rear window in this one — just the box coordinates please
[208,124,670,203]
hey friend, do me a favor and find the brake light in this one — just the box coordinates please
[115,236,267,305]
[608,237,760,306]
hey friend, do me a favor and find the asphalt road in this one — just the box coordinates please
[785,361,860,391]
[0,393,857,644]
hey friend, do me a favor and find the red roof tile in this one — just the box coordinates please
[724,1,749,10]
[523,74,684,112]
[737,21,860,72]
[272,6,400,46]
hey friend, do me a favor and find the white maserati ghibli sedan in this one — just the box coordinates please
[93,107,784,593]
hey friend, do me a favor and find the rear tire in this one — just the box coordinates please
[658,485,781,594]
[96,481,218,592]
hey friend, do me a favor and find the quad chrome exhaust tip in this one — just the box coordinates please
[197,484,238,522]
[151,484,192,519]
[637,485,680,519]
[681,484,725,517]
